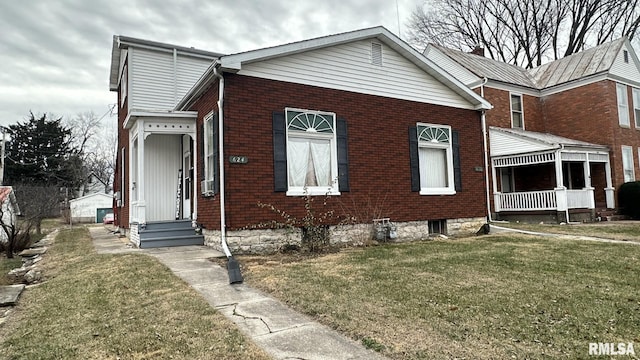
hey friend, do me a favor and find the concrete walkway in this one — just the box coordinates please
[89,226,387,360]
[490,224,640,245]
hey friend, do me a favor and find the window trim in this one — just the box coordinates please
[417,122,456,195]
[285,107,340,197]
[633,88,640,129]
[203,112,215,182]
[617,83,630,127]
[510,93,524,129]
[622,145,635,182]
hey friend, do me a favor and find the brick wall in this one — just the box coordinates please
[190,74,488,231]
[114,59,130,228]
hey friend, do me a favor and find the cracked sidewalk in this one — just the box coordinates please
[90,226,387,360]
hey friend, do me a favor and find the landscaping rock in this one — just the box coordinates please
[0,284,25,306]
[24,268,42,284]
[18,248,47,257]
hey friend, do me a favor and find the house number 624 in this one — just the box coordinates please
[229,156,248,164]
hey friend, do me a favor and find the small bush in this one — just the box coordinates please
[618,181,640,219]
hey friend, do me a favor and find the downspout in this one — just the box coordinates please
[480,77,493,222]
[212,65,243,284]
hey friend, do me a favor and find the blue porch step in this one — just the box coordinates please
[139,220,204,248]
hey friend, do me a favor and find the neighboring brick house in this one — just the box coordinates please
[426,38,640,222]
[109,27,492,251]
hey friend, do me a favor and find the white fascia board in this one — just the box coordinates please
[608,73,640,88]
[539,72,609,96]
[109,35,121,91]
[124,109,198,129]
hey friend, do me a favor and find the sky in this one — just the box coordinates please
[0,0,421,128]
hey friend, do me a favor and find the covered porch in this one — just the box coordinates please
[490,128,614,222]
[125,110,199,226]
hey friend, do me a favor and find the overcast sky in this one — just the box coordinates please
[0,0,420,128]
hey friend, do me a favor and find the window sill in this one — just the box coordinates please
[420,188,456,196]
[286,188,341,197]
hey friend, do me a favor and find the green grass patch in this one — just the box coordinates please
[244,235,640,359]
[497,222,640,242]
[0,255,22,285]
[0,227,270,360]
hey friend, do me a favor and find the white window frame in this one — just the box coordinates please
[617,83,630,127]
[285,108,340,196]
[510,93,524,129]
[622,145,635,182]
[120,64,127,107]
[633,88,640,129]
[417,123,455,195]
[203,112,215,182]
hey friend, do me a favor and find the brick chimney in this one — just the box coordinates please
[470,46,484,57]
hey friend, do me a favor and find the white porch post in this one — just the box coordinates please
[604,157,615,209]
[137,121,146,224]
[192,133,198,223]
[554,151,568,213]
[492,160,501,212]
[583,159,595,209]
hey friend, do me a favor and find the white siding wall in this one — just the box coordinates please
[425,47,480,86]
[490,130,551,156]
[611,43,640,84]
[130,48,213,110]
[70,194,113,218]
[144,135,181,221]
[239,40,474,109]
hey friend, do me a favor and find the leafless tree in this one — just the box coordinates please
[13,185,61,235]
[408,0,640,68]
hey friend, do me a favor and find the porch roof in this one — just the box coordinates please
[490,127,608,157]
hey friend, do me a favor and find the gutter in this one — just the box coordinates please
[212,66,243,284]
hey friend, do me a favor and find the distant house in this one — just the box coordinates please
[425,38,640,222]
[0,186,20,243]
[69,193,113,223]
[109,27,492,251]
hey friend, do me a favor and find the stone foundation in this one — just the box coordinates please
[203,217,487,255]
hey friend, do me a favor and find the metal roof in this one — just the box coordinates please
[434,38,626,90]
[527,38,625,88]
[490,127,608,149]
[432,45,537,88]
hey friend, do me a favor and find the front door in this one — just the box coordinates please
[183,151,191,219]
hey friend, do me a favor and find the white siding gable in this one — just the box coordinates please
[425,47,481,87]
[610,42,640,84]
[238,40,476,110]
[490,130,554,156]
[130,48,213,110]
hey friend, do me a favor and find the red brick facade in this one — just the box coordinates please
[114,58,130,228]
[190,75,487,231]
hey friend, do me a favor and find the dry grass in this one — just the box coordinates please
[243,234,640,359]
[0,255,22,285]
[497,221,640,242]
[0,227,270,360]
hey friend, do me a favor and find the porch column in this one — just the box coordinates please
[136,122,146,224]
[554,151,568,212]
[192,133,198,223]
[583,159,595,209]
[604,157,615,209]
[491,160,501,212]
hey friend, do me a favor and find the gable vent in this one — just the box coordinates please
[624,50,629,63]
[371,42,382,66]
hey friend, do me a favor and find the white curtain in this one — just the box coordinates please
[419,147,447,188]
[310,139,331,186]
[288,138,311,187]
[288,137,331,187]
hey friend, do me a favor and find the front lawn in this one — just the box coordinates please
[244,235,640,359]
[0,227,270,360]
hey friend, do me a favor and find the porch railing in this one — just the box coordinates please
[495,189,594,212]
[495,190,557,211]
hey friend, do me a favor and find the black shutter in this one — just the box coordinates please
[273,111,287,192]
[409,127,420,192]
[452,130,462,191]
[336,118,350,192]
[212,113,220,194]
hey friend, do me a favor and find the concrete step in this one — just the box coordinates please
[139,227,198,240]
[143,219,193,231]
[139,234,204,249]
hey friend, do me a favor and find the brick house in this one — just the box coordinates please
[426,38,640,222]
[109,27,492,251]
